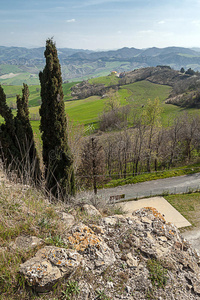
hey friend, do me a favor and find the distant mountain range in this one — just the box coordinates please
[1,45,200,84]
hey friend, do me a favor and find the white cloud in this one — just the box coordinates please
[66,19,76,23]
[139,30,154,34]
[158,20,165,24]
[192,20,200,26]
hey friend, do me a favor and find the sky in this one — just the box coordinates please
[1,0,200,50]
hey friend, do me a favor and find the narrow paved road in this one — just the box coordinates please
[97,172,200,202]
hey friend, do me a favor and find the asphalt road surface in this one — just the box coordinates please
[98,172,200,202]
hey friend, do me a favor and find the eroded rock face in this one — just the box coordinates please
[19,207,200,299]
[19,246,83,292]
[65,223,116,269]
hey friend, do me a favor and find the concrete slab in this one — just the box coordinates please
[118,196,191,229]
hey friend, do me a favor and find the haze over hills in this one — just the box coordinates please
[1,45,200,85]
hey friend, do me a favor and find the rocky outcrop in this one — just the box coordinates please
[57,211,75,227]
[82,204,102,217]
[71,80,118,99]
[19,206,200,299]
[19,247,83,293]
[10,236,43,251]
[119,66,192,87]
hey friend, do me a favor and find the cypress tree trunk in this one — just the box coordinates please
[39,38,75,198]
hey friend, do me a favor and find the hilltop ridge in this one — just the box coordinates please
[1,45,200,84]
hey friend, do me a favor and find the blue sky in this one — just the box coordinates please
[1,0,200,50]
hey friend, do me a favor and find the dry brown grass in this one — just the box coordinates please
[0,166,77,299]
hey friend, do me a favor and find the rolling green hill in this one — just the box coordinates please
[88,74,120,86]
[0,72,39,85]
[1,72,200,135]
[26,81,182,132]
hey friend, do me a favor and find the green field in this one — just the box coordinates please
[0,72,39,85]
[123,81,200,125]
[2,82,77,107]
[0,64,23,76]
[29,90,130,129]
[166,193,200,228]
[1,76,200,134]
[3,85,41,107]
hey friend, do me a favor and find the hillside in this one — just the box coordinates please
[1,46,200,84]
[71,66,200,110]
[1,168,200,299]
[2,66,199,132]
[0,78,173,129]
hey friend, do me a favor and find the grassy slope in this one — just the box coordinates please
[166,193,200,228]
[0,73,39,85]
[124,81,178,125]
[3,85,41,107]
[88,73,120,86]
[3,82,77,104]
[0,64,23,75]
[2,79,200,132]
[28,81,172,128]
[125,80,200,125]
[29,87,130,128]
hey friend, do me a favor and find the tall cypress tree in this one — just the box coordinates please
[0,84,17,166]
[15,84,41,182]
[39,38,75,197]
[0,84,41,183]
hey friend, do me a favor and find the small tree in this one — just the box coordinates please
[39,38,75,197]
[141,98,162,172]
[104,89,120,112]
[78,137,105,194]
[185,68,195,75]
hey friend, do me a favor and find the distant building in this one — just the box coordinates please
[111,71,118,75]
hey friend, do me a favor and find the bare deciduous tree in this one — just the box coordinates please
[78,136,105,194]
